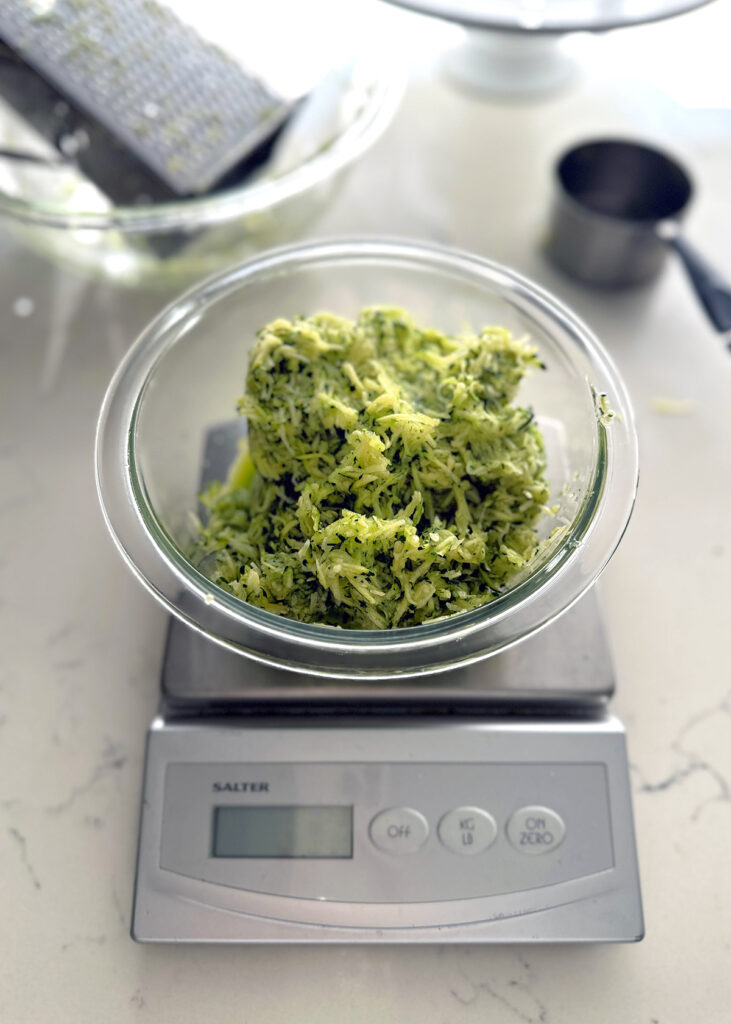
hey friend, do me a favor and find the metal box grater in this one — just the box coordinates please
[0,0,298,204]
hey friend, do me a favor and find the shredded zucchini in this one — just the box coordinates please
[193,307,551,629]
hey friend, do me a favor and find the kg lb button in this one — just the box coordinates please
[369,808,429,854]
[438,807,497,855]
[507,805,566,855]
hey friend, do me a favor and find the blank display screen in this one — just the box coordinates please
[212,805,353,859]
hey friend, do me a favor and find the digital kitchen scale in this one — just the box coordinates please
[132,592,644,943]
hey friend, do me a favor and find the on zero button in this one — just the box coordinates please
[369,808,429,854]
[507,805,566,855]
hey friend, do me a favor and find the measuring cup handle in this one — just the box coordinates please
[664,233,731,339]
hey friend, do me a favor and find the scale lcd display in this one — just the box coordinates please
[212,805,353,858]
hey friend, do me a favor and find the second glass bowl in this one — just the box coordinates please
[96,238,638,678]
[0,63,401,286]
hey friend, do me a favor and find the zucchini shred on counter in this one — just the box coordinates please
[193,306,555,629]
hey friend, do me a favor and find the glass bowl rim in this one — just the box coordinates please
[0,71,403,233]
[96,236,638,661]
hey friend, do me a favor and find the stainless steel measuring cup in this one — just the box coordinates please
[546,139,731,338]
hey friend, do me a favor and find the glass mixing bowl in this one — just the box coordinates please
[96,239,638,678]
[0,63,401,287]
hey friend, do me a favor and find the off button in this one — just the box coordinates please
[369,808,429,854]
[507,805,566,855]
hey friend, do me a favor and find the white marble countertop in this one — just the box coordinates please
[2,6,730,1022]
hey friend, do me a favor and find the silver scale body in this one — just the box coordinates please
[133,590,644,944]
[134,424,643,942]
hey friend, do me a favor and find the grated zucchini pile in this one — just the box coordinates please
[194,307,551,629]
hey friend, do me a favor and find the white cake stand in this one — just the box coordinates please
[385,0,716,95]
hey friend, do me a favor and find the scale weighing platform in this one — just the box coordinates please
[132,593,644,943]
